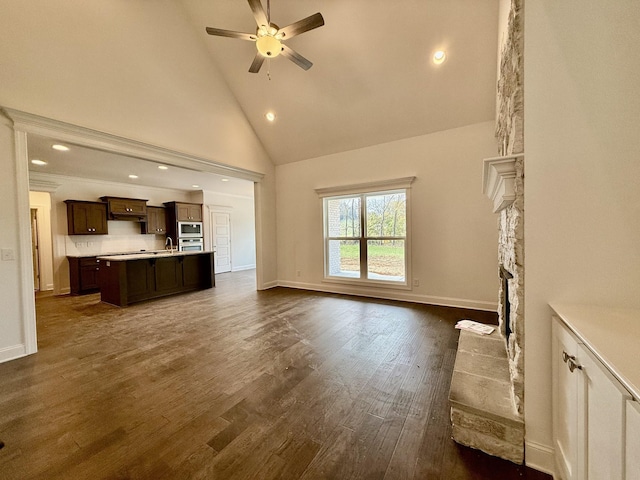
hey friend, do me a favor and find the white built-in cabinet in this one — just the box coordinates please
[552,319,584,480]
[552,306,640,480]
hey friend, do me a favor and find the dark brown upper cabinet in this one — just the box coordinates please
[100,196,148,220]
[174,202,202,222]
[141,206,168,235]
[64,200,108,235]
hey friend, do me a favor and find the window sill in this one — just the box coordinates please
[322,276,411,291]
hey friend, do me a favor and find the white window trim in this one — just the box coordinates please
[315,176,416,198]
[316,177,415,290]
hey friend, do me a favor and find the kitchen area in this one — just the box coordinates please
[26,134,258,307]
[65,196,214,306]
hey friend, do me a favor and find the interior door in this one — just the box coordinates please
[212,211,231,273]
[30,208,40,291]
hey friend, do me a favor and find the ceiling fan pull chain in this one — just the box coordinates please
[267,0,270,24]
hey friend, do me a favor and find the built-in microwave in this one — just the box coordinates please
[178,237,204,252]
[178,222,203,238]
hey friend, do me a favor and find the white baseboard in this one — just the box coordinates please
[277,280,497,312]
[259,280,279,290]
[525,440,556,478]
[0,343,28,363]
[231,264,256,272]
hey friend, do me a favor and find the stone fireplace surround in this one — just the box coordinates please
[449,0,525,464]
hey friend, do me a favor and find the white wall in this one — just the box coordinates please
[524,0,640,472]
[0,0,276,361]
[202,190,256,272]
[0,117,29,361]
[276,122,500,309]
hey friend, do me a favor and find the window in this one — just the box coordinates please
[317,177,414,287]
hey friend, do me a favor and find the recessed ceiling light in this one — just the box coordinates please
[51,144,70,151]
[31,159,47,166]
[192,184,200,188]
[158,165,169,170]
[265,111,276,122]
[128,174,139,179]
[221,178,229,182]
[433,50,446,65]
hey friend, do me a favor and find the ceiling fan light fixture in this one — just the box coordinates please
[256,34,282,57]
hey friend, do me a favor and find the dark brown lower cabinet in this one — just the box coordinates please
[68,256,101,295]
[99,253,214,307]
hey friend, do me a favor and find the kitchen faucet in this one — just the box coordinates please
[165,236,174,253]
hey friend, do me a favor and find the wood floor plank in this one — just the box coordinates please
[0,270,550,480]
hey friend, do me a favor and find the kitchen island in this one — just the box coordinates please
[97,250,214,307]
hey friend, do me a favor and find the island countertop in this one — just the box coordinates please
[97,250,213,262]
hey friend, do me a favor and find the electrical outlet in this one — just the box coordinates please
[413,279,420,287]
[1,249,15,261]
[296,270,301,277]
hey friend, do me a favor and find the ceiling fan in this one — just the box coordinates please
[205,0,325,73]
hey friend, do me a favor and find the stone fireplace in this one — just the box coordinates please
[449,0,525,464]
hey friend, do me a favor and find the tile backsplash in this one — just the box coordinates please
[65,220,166,256]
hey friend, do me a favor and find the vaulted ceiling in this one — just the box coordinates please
[179,0,500,165]
[26,0,500,192]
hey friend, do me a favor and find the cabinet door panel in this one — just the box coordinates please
[155,208,167,233]
[88,203,108,234]
[71,203,90,233]
[177,204,191,222]
[552,319,585,480]
[126,260,153,302]
[579,344,631,480]
[626,400,640,480]
[80,265,100,290]
[188,204,202,221]
[154,257,182,293]
[144,207,167,234]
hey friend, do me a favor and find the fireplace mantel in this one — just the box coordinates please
[482,154,524,213]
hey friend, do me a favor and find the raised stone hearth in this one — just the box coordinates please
[449,329,524,464]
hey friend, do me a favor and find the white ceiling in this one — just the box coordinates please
[27,0,499,193]
[27,133,255,196]
[179,0,500,165]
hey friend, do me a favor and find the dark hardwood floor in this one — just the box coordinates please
[0,271,550,479]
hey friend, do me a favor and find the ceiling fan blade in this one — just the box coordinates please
[249,53,265,73]
[278,12,324,39]
[206,27,256,41]
[281,44,313,70]
[247,0,269,27]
